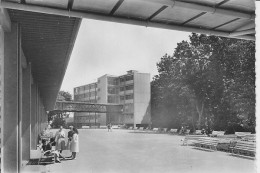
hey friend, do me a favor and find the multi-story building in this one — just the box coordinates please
[74,70,151,128]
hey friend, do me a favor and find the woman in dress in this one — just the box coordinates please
[55,126,66,154]
[70,127,79,159]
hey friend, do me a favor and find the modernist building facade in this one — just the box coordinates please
[74,70,151,127]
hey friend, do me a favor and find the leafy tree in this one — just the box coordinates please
[151,33,255,132]
[48,90,73,127]
[57,90,72,101]
[51,115,66,128]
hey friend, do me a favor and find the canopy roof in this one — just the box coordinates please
[1,0,255,40]
[8,9,81,110]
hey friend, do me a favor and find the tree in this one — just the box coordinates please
[48,90,73,128]
[57,90,72,101]
[151,33,255,132]
[51,115,66,128]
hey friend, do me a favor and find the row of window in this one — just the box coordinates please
[120,94,134,101]
[74,96,98,103]
[120,84,134,91]
[74,83,97,94]
[107,77,118,86]
[119,75,134,83]
[74,93,97,101]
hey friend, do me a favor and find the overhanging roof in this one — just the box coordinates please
[0,0,255,40]
[8,10,81,110]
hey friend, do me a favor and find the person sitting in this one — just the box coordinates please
[41,138,65,163]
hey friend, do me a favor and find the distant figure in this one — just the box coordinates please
[55,126,66,154]
[201,128,206,135]
[67,126,74,158]
[107,123,112,132]
[70,127,79,159]
[179,126,184,135]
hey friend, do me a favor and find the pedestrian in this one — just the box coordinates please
[70,127,79,159]
[67,126,74,158]
[55,126,66,155]
[107,123,112,132]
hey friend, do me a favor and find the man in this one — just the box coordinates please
[68,126,74,157]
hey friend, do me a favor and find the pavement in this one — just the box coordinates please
[22,129,256,173]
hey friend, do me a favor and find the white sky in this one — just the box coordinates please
[60,19,190,94]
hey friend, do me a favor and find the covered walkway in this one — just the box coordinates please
[0,8,81,172]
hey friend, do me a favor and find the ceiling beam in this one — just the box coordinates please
[181,0,230,26]
[110,0,124,15]
[181,12,206,25]
[229,28,255,37]
[0,7,11,31]
[67,0,74,11]
[212,18,240,30]
[0,1,255,41]
[147,5,168,21]
[233,21,255,31]
[215,0,230,7]
[137,0,255,20]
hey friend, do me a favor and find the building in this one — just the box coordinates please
[74,70,151,128]
[0,9,81,172]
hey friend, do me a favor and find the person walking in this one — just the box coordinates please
[70,127,79,159]
[55,126,66,155]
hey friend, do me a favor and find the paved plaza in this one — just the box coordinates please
[24,129,256,173]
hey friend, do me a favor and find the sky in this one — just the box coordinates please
[60,19,190,94]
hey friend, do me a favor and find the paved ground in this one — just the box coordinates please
[23,129,256,173]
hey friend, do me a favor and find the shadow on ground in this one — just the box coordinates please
[27,158,54,166]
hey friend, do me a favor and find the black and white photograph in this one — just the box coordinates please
[0,0,258,173]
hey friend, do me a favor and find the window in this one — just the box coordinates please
[108,87,117,94]
[108,95,117,103]
[120,87,124,92]
[125,75,133,81]
[120,96,124,101]
[125,94,133,100]
[120,78,124,83]
[107,77,118,85]
[74,88,79,94]
[90,91,96,97]
[125,85,133,90]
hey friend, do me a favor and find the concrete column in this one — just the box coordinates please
[0,25,4,173]
[36,89,39,142]
[31,84,37,150]
[3,23,21,173]
[22,64,31,163]
[1,8,11,172]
